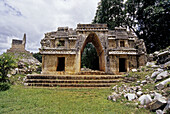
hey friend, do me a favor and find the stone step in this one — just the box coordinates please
[76,71,109,75]
[26,83,116,87]
[25,74,124,88]
[25,79,122,83]
[27,74,124,80]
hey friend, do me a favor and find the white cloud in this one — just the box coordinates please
[0,34,18,52]
[0,0,100,54]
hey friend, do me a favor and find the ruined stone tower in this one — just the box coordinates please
[7,33,30,53]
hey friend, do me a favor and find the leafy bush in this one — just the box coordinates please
[0,53,17,82]
[0,82,10,91]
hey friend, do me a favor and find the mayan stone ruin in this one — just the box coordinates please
[7,33,30,54]
[39,24,147,75]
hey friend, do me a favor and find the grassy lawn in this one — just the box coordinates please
[0,85,152,114]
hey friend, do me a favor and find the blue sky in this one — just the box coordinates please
[0,0,100,54]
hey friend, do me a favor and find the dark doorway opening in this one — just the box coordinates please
[120,41,125,47]
[57,57,65,71]
[57,40,65,47]
[119,58,126,72]
[81,43,99,70]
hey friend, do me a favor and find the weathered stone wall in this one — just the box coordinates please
[42,54,76,74]
[138,54,147,66]
[69,40,76,48]
[108,40,116,48]
[129,56,138,69]
[109,55,137,74]
[11,44,25,50]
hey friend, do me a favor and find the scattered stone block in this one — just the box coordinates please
[136,80,140,83]
[132,69,137,72]
[112,85,118,92]
[141,80,147,84]
[151,65,160,68]
[153,92,164,100]
[154,51,159,55]
[146,62,155,67]
[136,91,143,97]
[163,98,170,113]
[139,94,152,105]
[155,78,170,90]
[156,71,169,81]
[11,69,17,75]
[7,74,11,77]
[124,93,137,101]
[164,61,170,69]
[147,98,167,111]
[156,68,164,72]
[151,71,160,78]
[156,110,163,114]
[107,95,112,100]
[108,92,121,102]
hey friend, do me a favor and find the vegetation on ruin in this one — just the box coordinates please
[93,0,170,53]
[4,52,33,61]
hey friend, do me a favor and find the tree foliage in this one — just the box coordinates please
[81,43,99,70]
[93,0,170,53]
[93,0,124,29]
[33,52,42,63]
[0,53,17,82]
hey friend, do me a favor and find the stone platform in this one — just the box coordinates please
[25,74,124,88]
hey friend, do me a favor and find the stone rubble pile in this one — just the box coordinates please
[9,54,41,75]
[149,46,170,69]
[108,48,170,113]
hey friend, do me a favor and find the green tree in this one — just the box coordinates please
[81,43,99,70]
[124,0,170,53]
[0,53,17,82]
[93,0,124,29]
[93,0,170,53]
[33,52,42,63]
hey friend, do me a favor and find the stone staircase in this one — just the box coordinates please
[25,74,124,88]
[76,71,111,75]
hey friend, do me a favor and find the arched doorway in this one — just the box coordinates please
[81,43,99,70]
[81,32,105,71]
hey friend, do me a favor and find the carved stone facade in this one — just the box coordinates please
[7,33,30,54]
[40,24,147,75]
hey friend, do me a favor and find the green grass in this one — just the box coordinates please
[0,85,152,114]
[0,70,155,114]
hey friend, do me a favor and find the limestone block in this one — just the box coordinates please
[139,94,152,105]
[156,71,169,81]
[124,93,137,101]
[147,98,167,111]
[155,78,170,90]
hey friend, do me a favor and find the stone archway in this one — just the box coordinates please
[81,32,105,71]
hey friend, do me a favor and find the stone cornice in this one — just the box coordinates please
[109,48,137,51]
[109,50,137,55]
[76,29,108,32]
[39,48,76,55]
[108,48,137,55]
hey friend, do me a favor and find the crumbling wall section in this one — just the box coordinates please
[7,33,30,54]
